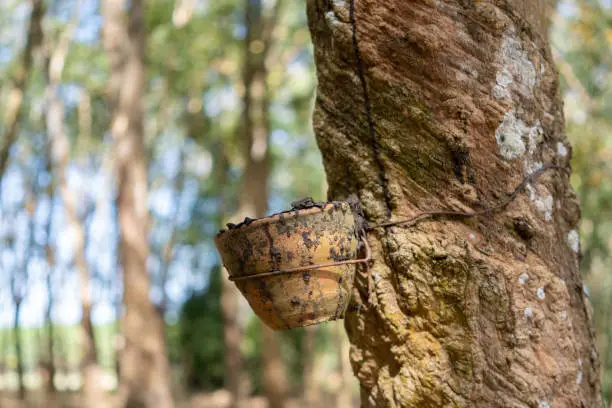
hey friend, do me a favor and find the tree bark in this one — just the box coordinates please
[102,0,175,407]
[0,0,44,182]
[239,1,288,407]
[307,1,602,407]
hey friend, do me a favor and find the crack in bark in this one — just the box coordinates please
[349,0,393,218]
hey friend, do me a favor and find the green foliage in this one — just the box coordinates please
[241,316,310,393]
[0,323,117,371]
[178,266,225,391]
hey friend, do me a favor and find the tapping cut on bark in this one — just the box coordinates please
[307,0,603,407]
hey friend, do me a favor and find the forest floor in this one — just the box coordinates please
[0,390,337,408]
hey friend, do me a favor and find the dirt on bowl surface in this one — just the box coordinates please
[213,199,361,330]
[216,197,347,235]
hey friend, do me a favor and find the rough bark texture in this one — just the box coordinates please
[307,1,602,407]
[102,1,175,407]
[0,0,44,182]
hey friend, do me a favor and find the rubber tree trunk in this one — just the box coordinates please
[0,0,44,182]
[102,0,175,407]
[12,196,36,401]
[44,17,105,405]
[158,146,185,316]
[240,1,288,408]
[301,327,318,406]
[213,141,250,407]
[307,1,603,407]
[13,298,25,400]
[221,275,247,407]
[220,280,247,406]
[0,325,5,374]
[43,140,56,401]
[44,265,56,396]
[335,323,353,408]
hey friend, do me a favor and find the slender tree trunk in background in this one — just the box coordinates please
[0,326,5,374]
[214,142,249,407]
[45,269,56,395]
[217,0,287,405]
[43,150,57,400]
[307,1,603,407]
[44,17,105,405]
[220,277,247,407]
[159,146,186,317]
[241,1,288,407]
[12,297,25,400]
[114,276,122,381]
[0,329,7,382]
[114,224,123,385]
[335,324,353,408]
[102,1,175,407]
[301,327,319,406]
[260,329,288,408]
[76,93,102,403]
[0,0,43,182]
[10,196,35,401]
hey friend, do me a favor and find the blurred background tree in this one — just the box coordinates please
[550,0,612,403]
[0,0,609,407]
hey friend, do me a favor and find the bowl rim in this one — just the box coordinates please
[215,201,351,239]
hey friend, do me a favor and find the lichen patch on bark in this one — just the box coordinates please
[494,32,537,99]
[495,110,544,161]
[557,142,568,157]
[567,230,580,253]
[495,110,528,159]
